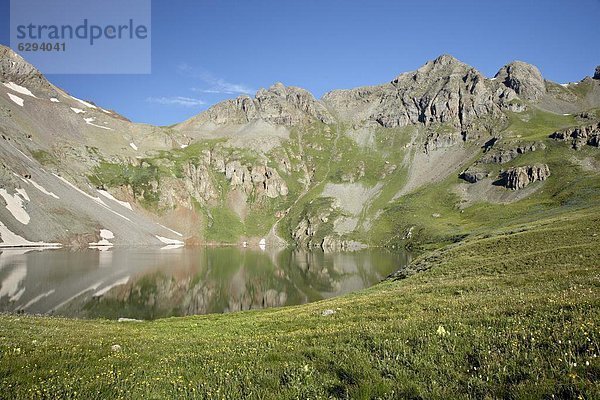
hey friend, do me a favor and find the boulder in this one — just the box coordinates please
[460,167,488,183]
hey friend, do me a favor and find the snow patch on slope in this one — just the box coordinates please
[98,190,132,210]
[3,82,36,97]
[0,221,61,248]
[7,93,24,106]
[52,174,131,222]
[27,179,60,199]
[15,188,30,201]
[84,117,113,130]
[52,174,105,204]
[90,229,115,248]
[71,107,85,114]
[157,224,183,237]
[70,95,97,109]
[0,188,30,224]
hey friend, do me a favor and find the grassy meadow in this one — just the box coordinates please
[1,205,598,399]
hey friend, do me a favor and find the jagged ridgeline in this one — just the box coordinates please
[1,45,599,249]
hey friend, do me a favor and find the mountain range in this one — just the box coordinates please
[1,44,599,250]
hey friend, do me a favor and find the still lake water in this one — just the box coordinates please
[0,247,409,319]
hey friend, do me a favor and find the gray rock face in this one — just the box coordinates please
[550,122,600,149]
[324,54,505,134]
[181,82,334,128]
[224,161,288,198]
[594,66,600,80]
[501,164,550,190]
[155,160,218,210]
[0,46,53,92]
[155,149,288,211]
[182,163,218,203]
[292,201,335,248]
[494,61,546,101]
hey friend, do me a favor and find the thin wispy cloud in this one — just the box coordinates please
[178,63,254,95]
[146,96,205,107]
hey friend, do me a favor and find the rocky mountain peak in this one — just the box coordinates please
[0,45,52,91]
[177,81,334,131]
[323,55,503,136]
[494,61,546,101]
[256,82,287,97]
[432,54,460,65]
[392,54,470,85]
[594,65,600,80]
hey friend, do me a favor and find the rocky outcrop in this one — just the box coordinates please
[550,122,600,149]
[182,163,219,202]
[594,66,600,80]
[501,164,550,190]
[156,151,288,210]
[154,160,218,209]
[324,55,506,135]
[224,161,288,198]
[424,132,462,153]
[481,142,545,164]
[292,199,337,248]
[494,61,546,101]
[293,214,328,248]
[177,83,334,129]
[498,99,527,113]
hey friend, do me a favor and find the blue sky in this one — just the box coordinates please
[1,0,599,126]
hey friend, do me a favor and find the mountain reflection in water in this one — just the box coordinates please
[0,246,409,320]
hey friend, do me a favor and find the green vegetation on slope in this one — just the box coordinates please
[504,107,576,140]
[363,107,600,250]
[1,207,598,399]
